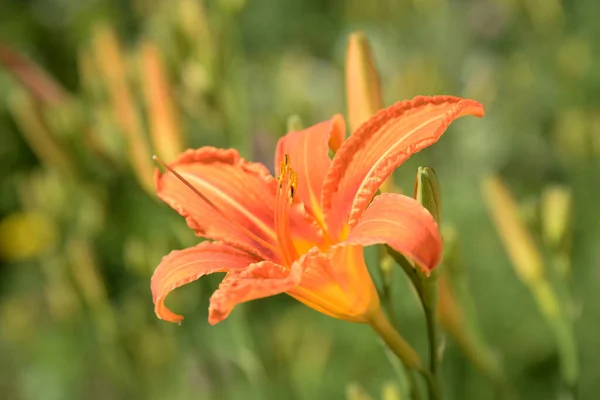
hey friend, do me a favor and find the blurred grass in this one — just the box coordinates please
[1,0,600,399]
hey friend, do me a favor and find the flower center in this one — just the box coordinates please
[275,154,300,265]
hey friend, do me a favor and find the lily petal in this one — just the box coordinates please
[275,115,346,223]
[340,193,443,274]
[156,147,280,261]
[208,261,301,324]
[322,96,484,235]
[151,241,258,323]
[287,247,375,322]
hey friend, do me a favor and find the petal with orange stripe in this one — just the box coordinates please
[151,241,258,323]
[322,96,485,236]
[340,193,443,274]
[156,147,280,261]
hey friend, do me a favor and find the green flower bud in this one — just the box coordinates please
[414,166,441,223]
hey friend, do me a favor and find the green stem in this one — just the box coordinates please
[553,317,579,398]
[421,370,442,400]
[386,246,444,399]
[422,302,443,400]
[407,369,423,400]
[424,305,439,377]
[383,344,423,400]
[531,281,579,394]
[415,273,442,398]
[368,307,422,371]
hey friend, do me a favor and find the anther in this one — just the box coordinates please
[277,154,297,205]
[288,170,298,205]
[274,153,299,264]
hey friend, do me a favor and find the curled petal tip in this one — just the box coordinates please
[150,242,258,324]
[323,95,485,235]
[461,99,485,117]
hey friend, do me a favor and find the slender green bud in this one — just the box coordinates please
[414,166,441,223]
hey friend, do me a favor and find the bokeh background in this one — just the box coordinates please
[1,0,599,399]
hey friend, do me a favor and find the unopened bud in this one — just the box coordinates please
[482,176,545,284]
[540,184,572,252]
[93,25,154,194]
[141,42,186,162]
[414,166,441,223]
[345,31,383,133]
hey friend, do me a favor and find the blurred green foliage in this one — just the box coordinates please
[1,0,599,399]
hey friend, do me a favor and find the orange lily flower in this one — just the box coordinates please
[151,95,484,326]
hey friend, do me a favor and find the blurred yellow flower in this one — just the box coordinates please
[0,212,57,261]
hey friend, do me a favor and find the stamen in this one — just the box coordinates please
[275,154,299,265]
[288,170,297,205]
[152,155,279,255]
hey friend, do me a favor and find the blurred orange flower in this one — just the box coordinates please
[151,96,484,325]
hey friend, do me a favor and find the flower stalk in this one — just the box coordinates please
[367,307,422,371]
[384,167,446,398]
[388,248,443,400]
[413,167,443,398]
